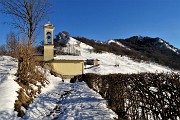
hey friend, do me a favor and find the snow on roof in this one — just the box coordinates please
[44,21,54,27]
[54,55,84,60]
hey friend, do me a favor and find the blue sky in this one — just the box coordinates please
[0,0,180,48]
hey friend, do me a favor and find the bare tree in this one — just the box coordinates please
[0,0,50,76]
[6,31,19,57]
[0,0,50,117]
[0,0,49,46]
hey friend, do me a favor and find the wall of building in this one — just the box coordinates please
[46,60,84,78]
[44,45,54,61]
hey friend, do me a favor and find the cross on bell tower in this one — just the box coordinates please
[44,21,55,61]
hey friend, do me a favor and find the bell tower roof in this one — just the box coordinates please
[44,21,54,28]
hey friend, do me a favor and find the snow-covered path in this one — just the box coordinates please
[22,71,117,120]
[0,56,19,119]
[56,82,117,120]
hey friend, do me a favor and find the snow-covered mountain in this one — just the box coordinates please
[68,37,177,74]
[116,36,180,70]
[74,36,180,70]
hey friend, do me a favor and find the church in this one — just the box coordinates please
[41,21,84,79]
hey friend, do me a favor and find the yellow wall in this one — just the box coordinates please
[44,45,54,61]
[50,60,84,76]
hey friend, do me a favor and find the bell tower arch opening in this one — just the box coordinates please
[46,32,52,44]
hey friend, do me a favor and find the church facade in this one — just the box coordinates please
[42,21,84,79]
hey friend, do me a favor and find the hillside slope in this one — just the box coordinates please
[68,37,176,74]
[74,36,180,70]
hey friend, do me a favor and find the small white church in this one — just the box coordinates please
[36,21,84,79]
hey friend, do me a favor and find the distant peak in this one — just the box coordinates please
[137,36,145,42]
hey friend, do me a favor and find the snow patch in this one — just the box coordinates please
[157,38,179,55]
[157,38,164,43]
[108,40,131,50]
[164,42,179,55]
[149,87,158,92]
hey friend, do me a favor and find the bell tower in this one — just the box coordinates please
[44,21,55,61]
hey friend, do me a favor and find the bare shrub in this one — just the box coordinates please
[6,31,19,58]
[13,40,49,117]
[0,44,9,55]
[71,72,180,120]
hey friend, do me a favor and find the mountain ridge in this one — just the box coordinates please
[114,36,179,55]
[73,36,180,70]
